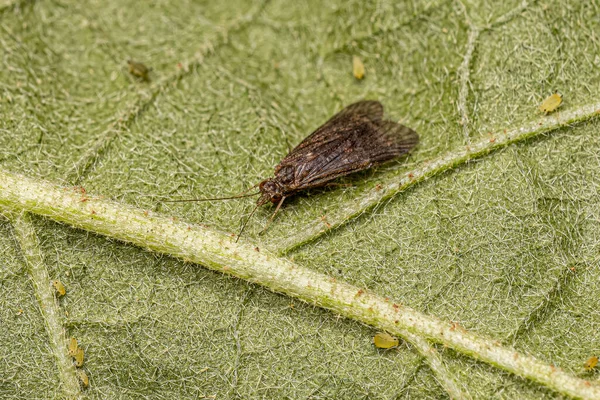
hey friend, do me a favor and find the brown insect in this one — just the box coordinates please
[166,101,418,240]
[127,60,151,81]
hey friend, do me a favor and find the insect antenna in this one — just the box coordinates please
[162,192,260,203]
[162,183,261,203]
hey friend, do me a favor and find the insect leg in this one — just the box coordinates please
[260,196,286,235]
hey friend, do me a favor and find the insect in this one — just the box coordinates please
[127,60,151,81]
[68,337,78,357]
[74,348,85,367]
[77,370,89,388]
[539,92,563,114]
[166,101,418,240]
[52,280,66,297]
[373,332,399,349]
[353,56,365,80]
[584,355,598,371]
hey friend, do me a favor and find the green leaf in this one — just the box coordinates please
[1,0,600,398]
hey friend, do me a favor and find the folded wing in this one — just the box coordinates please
[276,101,418,189]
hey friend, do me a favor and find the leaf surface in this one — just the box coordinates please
[1,0,600,398]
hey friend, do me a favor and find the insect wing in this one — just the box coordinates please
[276,101,417,188]
[283,100,383,160]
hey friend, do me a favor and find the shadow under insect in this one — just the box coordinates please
[165,100,419,241]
